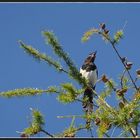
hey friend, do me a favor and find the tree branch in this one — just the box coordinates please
[111,41,138,91]
[99,32,138,91]
[40,129,54,137]
[120,69,127,89]
[124,118,137,137]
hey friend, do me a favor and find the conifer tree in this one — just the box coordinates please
[0,23,140,138]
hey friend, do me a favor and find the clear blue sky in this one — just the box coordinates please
[0,2,140,137]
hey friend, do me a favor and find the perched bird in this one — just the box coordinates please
[80,51,98,119]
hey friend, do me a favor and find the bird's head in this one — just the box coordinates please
[84,51,97,64]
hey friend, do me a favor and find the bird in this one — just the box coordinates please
[80,51,98,124]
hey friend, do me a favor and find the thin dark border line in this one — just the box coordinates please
[0,2,140,3]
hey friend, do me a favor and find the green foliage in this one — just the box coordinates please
[94,103,113,137]
[23,109,45,136]
[0,83,84,104]
[97,122,109,137]
[105,79,116,92]
[100,79,116,99]
[43,31,68,60]
[131,109,140,126]
[61,83,83,95]
[81,26,123,45]
[19,31,88,92]
[23,124,41,136]
[95,78,140,136]
[19,41,62,72]
[43,31,87,87]
[112,98,140,129]
[0,88,46,98]
[113,30,124,44]
[19,41,41,61]
[56,116,86,137]
[57,83,84,103]
[81,27,112,44]
[100,31,111,43]
[47,86,59,93]
[81,28,99,42]
[1,23,140,138]
[62,126,77,137]
[32,109,45,125]
[81,23,140,137]
[62,117,77,137]
[58,92,75,103]
[121,76,129,89]
[0,86,62,98]
[100,91,111,100]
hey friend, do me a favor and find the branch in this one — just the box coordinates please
[40,129,54,137]
[120,69,127,89]
[0,87,60,98]
[108,79,117,92]
[19,40,68,74]
[76,98,99,108]
[92,89,115,112]
[111,41,138,91]
[104,133,110,137]
[136,125,138,137]
[124,119,137,137]
[43,31,87,87]
[98,32,138,91]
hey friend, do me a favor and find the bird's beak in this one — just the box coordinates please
[94,51,97,56]
[91,51,97,57]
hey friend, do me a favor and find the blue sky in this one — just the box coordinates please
[0,2,140,137]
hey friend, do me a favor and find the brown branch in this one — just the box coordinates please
[99,31,138,91]
[111,42,138,91]
[110,40,138,137]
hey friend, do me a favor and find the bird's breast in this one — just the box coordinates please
[80,68,97,86]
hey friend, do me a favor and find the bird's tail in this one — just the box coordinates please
[82,86,95,126]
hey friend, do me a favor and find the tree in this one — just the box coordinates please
[0,23,140,138]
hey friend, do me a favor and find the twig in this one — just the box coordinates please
[91,89,118,117]
[99,32,138,91]
[77,98,99,108]
[89,128,94,137]
[108,80,117,92]
[122,95,128,104]
[134,77,138,83]
[92,89,112,109]
[129,127,137,137]
[40,129,54,137]
[136,125,138,137]
[120,69,127,89]
[104,132,110,137]
[59,68,68,74]
[122,20,128,31]
[57,115,83,119]
[124,118,137,137]
[111,42,138,91]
